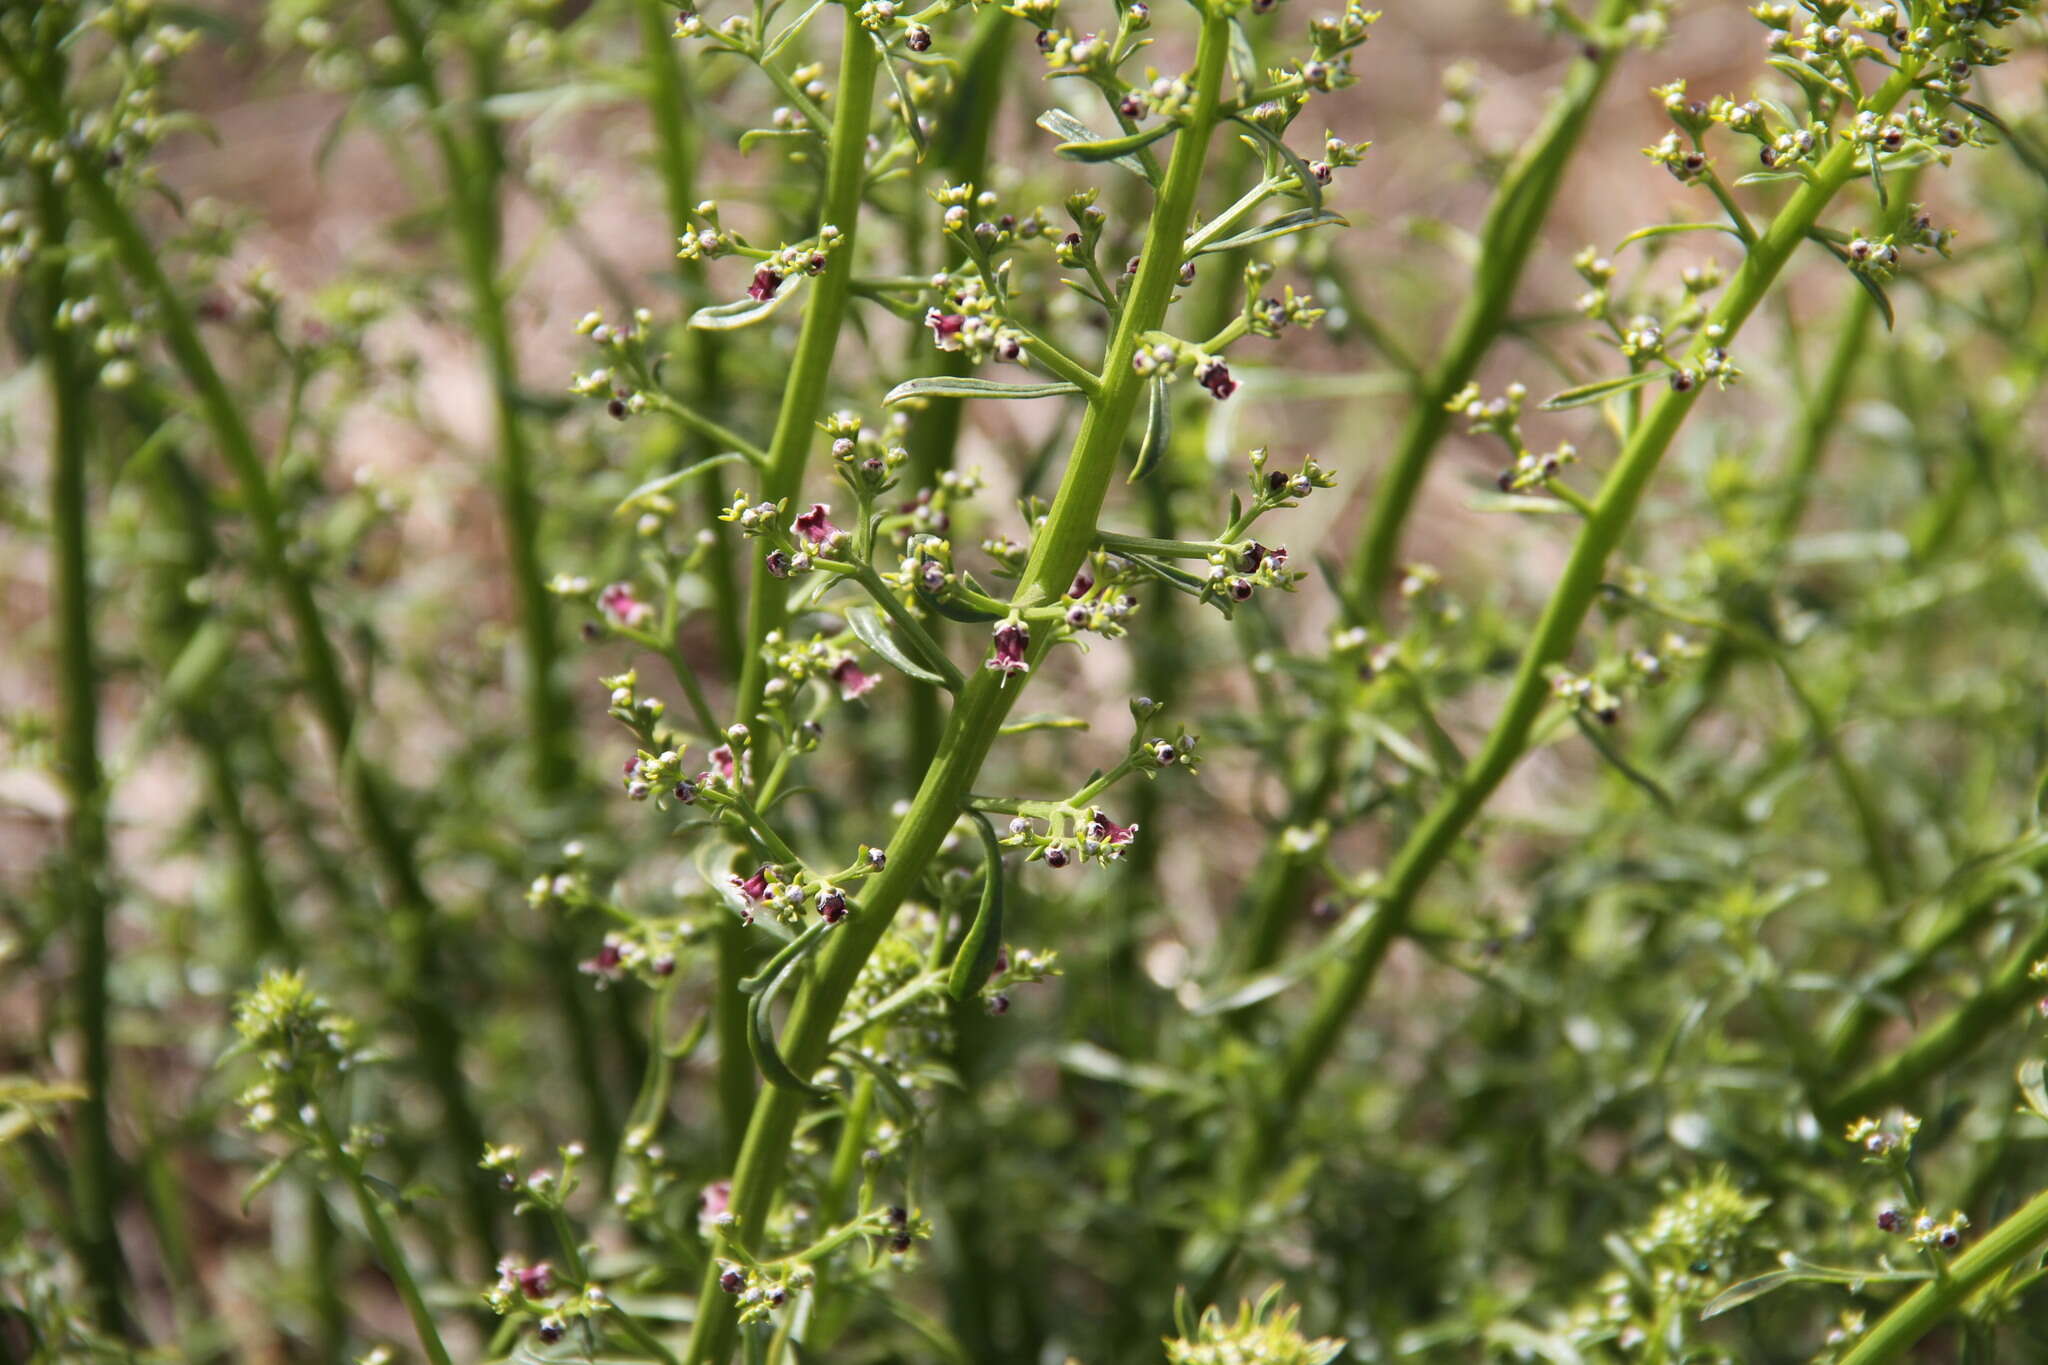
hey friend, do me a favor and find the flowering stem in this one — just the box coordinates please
[845,563,966,690]
[1347,3,1628,613]
[0,33,501,1260]
[311,1109,453,1365]
[732,14,882,723]
[681,11,1232,1359]
[1836,1185,2048,1365]
[1254,53,1927,1183]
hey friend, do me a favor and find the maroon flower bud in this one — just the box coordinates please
[1062,230,1083,249]
[607,398,628,420]
[1266,469,1290,491]
[1066,604,1090,627]
[1239,542,1268,571]
[987,994,1011,1016]
[709,745,736,780]
[987,620,1030,677]
[623,755,642,780]
[1876,1207,1902,1232]
[1120,93,1145,119]
[1670,370,1696,393]
[1938,1226,1961,1250]
[733,866,772,902]
[518,1261,555,1298]
[1197,359,1237,400]
[832,656,878,700]
[719,1268,746,1293]
[1044,847,1070,869]
[701,1180,732,1222]
[890,1234,913,1253]
[906,23,931,49]
[1153,741,1177,766]
[1124,255,1142,275]
[765,549,792,578]
[794,502,842,545]
[673,780,697,803]
[924,308,967,350]
[817,888,848,923]
[1310,160,1333,184]
[768,1286,788,1306]
[538,1321,564,1343]
[1227,577,1253,602]
[996,335,1022,362]
[748,268,782,301]
[1068,570,1094,598]
[600,582,652,627]
[1035,28,1053,48]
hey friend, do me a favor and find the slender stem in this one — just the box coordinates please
[38,163,127,1336]
[644,391,770,468]
[680,13,1233,1360]
[732,15,882,723]
[1837,1186,2048,1365]
[315,1110,454,1365]
[847,564,966,691]
[0,36,500,1259]
[1257,56,1926,1169]
[1347,1,1627,614]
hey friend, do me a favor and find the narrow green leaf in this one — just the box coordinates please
[875,36,926,158]
[763,0,831,59]
[916,583,1003,623]
[1613,221,1745,253]
[1128,376,1171,483]
[947,813,1007,1000]
[1191,208,1349,257]
[1733,168,1816,187]
[689,271,807,331]
[1572,711,1677,812]
[1036,109,1154,181]
[1702,1269,1807,1319]
[1231,116,1321,211]
[1538,369,1666,411]
[613,453,747,514]
[845,605,947,684]
[241,1153,294,1215]
[1054,120,1176,163]
[749,947,835,1101]
[883,376,1082,406]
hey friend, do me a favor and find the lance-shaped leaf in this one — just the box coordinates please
[1036,108,1155,181]
[947,813,1008,1000]
[613,452,748,515]
[1053,119,1177,163]
[1230,115,1322,211]
[845,605,948,684]
[1539,369,1668,411]
[1128,375,1172,483]
[1189,207,1349,257]
[690,271,807,331]
[749,929,835,1101]
[883,375,1083,406]
[1613,221,1746,254]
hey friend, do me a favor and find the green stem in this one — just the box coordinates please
[680,12,1233,1359]
[732,15,882,723]
[1257,55,1926,1169]
[38,163,127,1336]
[0,33,500,1260]
[1347,2,1627,614]
[1837,1186,2048,1365]
[315,1111,454,1365]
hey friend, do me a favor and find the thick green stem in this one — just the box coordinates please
[39,166,127,1336]
[731,17,882,722]
[1255,59,1925,1165]
[681,13,1233,1360]
[1836,1185,2048,1365]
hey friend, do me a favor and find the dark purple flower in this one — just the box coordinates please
[719,1268,746,1293]
[1197,358,1237,400]
[1089,810,1137,846]
[1044,847,1070,869]
[1876,1207,1902,1233]
[748,268,782,302]
[794,502,841,545]
[924,308,967,351]
[906,24,931,50]
[817,888,848,923]
[766,549,791,578]
[1068,570,1094,598]
[987,620,1030,678]
[733,866,772,903]
[832,657,877,700]
[709,745,736,780]
[517,1262,555,1298]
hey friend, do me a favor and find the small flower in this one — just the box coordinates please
[794,503,842,545]
[719,1267,746,1293]
[518,1261,555,1298]
[1044,846,1071,869]
[733,866,772,902]
[1876,1207,1902,1233]
[599,582,653,628]
[766,549,792,578]
[832,657,877,700]
[1197,358,1237,399]
[1088,810,1137,846]
[748,268,782,301]
[817,888,848,923]
[925,308,967,350]
[700,1180,732,1223]
[987,619,1030,677]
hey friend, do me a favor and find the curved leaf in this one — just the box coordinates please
[748,929,835,1101]
[1055,120,1176,163]
[846,605,947,684]
[1190,207,1349,257]
[1538,369,1666,411]
[947,813,1007,1000]
[1036,108,1155,182]
[689,271,807,332]
[1128,376,1172,483]
[883,376,1083,406]
[1230,116,1321,211]
[1613,221,1745,254]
